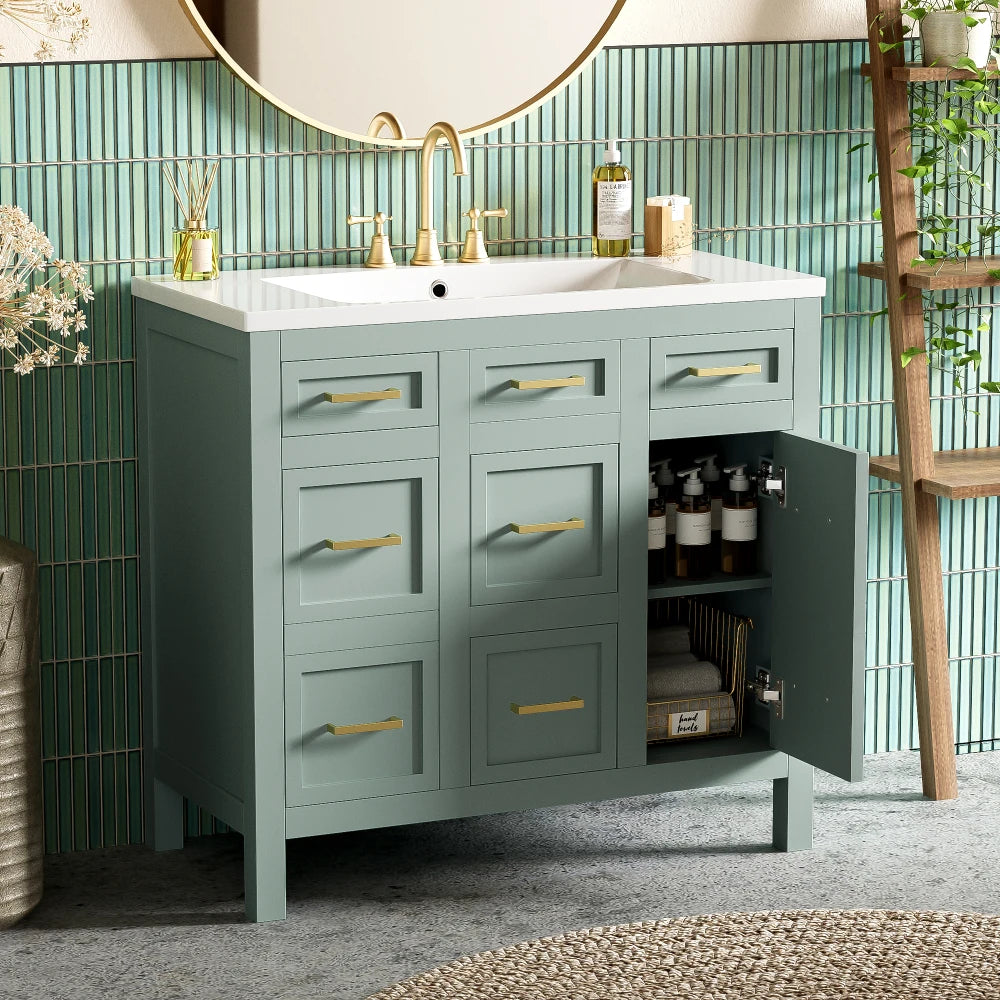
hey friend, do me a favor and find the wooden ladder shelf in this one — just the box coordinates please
[859,1,1000,799]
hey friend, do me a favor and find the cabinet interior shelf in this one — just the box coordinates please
[648,571,772,600]
[646,726,773,766]
[870,448,1000,499]
[859,62,999,81]
[858,258,1000,290]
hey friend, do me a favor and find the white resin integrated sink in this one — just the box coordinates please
[263,256,710,306]
[131,251,826,332]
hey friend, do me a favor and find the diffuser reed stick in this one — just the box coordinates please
[163,159,221,281]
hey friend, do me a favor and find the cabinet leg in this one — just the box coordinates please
[149,778,185,852]
[243,829,287,922]
[772,757,813,852]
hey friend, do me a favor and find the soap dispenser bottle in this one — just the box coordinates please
[695,453,723,563]
[652,458,677,576]
[647,470,667,585]
[721,464,758,575]
[675,467,712,580]
[592,139,632,258]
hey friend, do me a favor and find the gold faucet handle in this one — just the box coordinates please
[460,206,508,263]
[347,211,392,235]
[347,211,395,268]
[463,206,508,231]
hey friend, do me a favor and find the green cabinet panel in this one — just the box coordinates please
[650,329,793,409]
[767,431,868,782]
[470,445,619,605]
[283,459,439,622]
[471,625,617,784]
[470,341,621,422]
[281,353,438,436]
[285,643,439,804]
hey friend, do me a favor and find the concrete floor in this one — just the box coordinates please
[3,751,998,1000]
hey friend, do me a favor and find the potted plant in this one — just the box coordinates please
[854,26,1000,395]
[903,0,999,68]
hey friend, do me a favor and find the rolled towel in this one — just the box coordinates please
[646,693,737,741]
[648,651,698,669]
[647,658,722,700]
[647,625,691,656]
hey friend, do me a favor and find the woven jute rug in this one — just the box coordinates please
[366,909,1000,999]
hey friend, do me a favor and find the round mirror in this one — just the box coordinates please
[180,1,626,145]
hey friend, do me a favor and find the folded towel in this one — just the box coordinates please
[647,625,691,656]
[647,658,722,700]
[647,693,737,741]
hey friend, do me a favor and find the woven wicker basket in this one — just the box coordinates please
[0,537,42,928]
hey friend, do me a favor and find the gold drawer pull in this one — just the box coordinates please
[326,533,402,551]
[511,697,584,716]
[509,375,586,390]
[687,363,762,378]
[509,517,585,535]
[324,388,402,403]
[327,717,403,736]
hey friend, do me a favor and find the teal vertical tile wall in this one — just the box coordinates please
[1,42,998,852]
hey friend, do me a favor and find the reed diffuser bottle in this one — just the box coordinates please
[163,160,221,281]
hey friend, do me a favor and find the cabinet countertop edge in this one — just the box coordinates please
[131,251,826,333]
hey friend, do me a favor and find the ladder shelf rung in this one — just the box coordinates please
[870,448,1000,499]
[859,62,1000,81]
[858,258,1000,289]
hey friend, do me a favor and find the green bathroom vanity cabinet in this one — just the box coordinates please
[133,253,867,922]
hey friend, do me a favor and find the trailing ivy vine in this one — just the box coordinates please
[856,2,1000,397]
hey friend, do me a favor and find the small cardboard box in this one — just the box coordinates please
[644,197,693,257]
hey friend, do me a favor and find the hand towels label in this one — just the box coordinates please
[668,709,709,737]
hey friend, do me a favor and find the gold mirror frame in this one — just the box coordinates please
[179,0,627,147]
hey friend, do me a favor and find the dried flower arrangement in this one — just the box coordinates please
[0,205,91,376]
[0,1,90,62]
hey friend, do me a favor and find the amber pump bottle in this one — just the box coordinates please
[652,457,677,579]
[647,471,667,585]
[721,464,758,575]
[675,467,713,580]
[695,453,723,564]
[592,139,632,257]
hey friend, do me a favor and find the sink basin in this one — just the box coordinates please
[132,251,826,332]
[263,256,710,305]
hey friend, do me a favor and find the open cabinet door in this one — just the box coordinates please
[767,432,868,782]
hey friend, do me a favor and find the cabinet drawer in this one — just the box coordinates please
[285,643,439,805]
[650,330,792,409]
[471,626,617,784]
[283,459,438,622]
[470,342,620,422]
[282,354,437,435]
[470,445,618,606]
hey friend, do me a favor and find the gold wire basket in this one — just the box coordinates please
[646,597,752,744]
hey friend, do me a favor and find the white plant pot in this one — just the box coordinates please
[921,10,995,68]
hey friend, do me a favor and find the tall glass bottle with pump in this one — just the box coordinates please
[647,471,667,584]
[721,464,758,575]
[675,467,713,580]
[592,139,632,257]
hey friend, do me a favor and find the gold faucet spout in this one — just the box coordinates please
[412,121,468,266]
